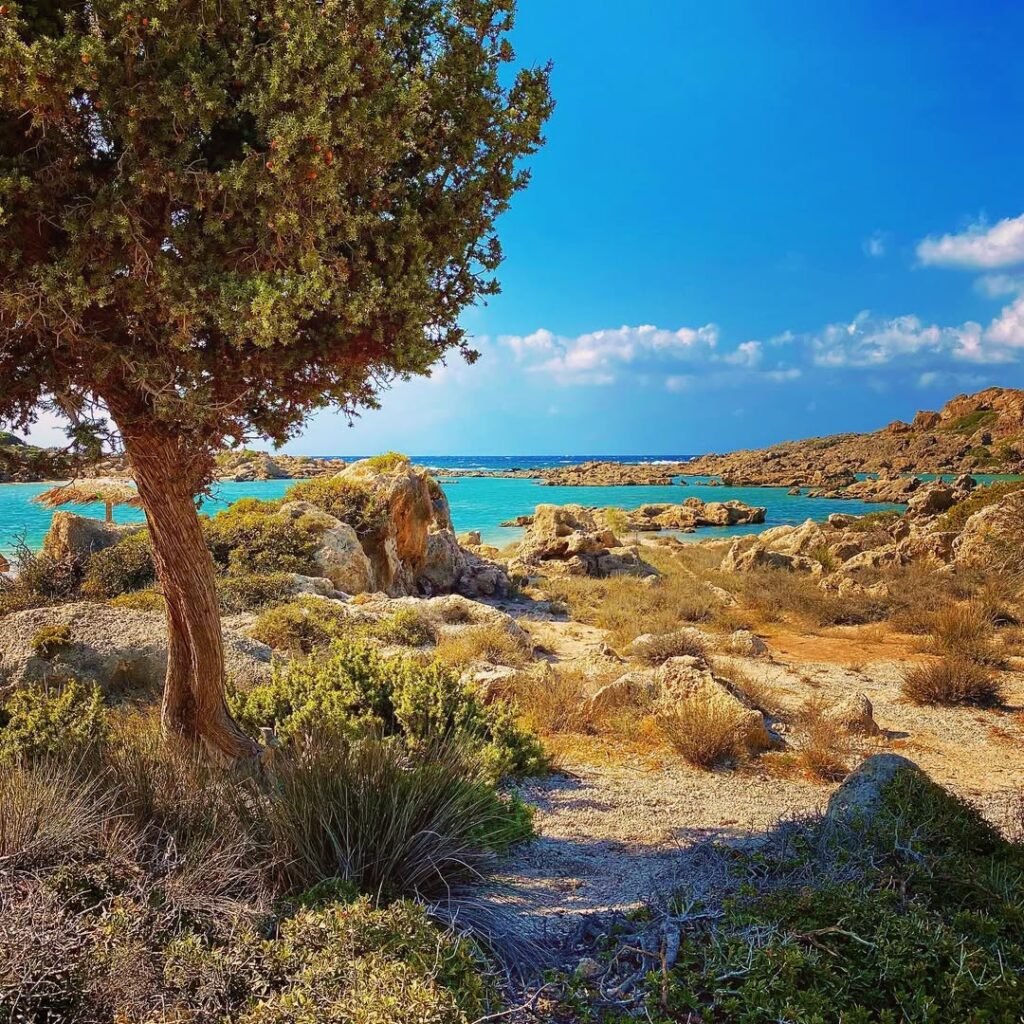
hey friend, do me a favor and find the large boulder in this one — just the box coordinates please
[953,488,1024,571]
[721,538,822,574]
[278,502,373,595]
[417,529,466,595]
[756,519,828,557]
[826,754,921,824]
[41,511,140,565]
[0,602,273,698]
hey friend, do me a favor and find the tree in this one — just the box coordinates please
[0,0,551,760]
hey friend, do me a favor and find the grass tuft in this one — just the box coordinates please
[901,656,1003,707]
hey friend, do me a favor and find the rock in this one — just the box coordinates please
[839,546,900,573]
[456,552,514,599]
[41,511,140,565]
[575,957,603,981]
[827,513,857,528]
[587,670,659,715]
[912,410,941,430]
[655,657,776,755]
[288,574,347,598]
[721,539,822,574]
[417,529,465,595]
[896,531,957,564]
[464,663,518,703]
[279,502,374,595]
[953,488,1024,571]
[721,630,769,658]
[539,461,681,487]
[821,692,880,736]
[459,530,482,547]
[757,519,828,557]
[0,603,273,698]
[906,482,959,517]
[825,753,922,824]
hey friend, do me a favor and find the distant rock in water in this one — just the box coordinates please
[539,461,683,486]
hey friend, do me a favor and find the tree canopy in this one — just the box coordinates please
[0,0,551,482]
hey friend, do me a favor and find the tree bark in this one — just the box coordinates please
[119,429,259,763]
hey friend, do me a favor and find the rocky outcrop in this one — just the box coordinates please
[0,603,273,698]
[513,504,657,579]
[539,461,682,487]
[680,387,1024,484]
[41,511,141,565]
[214,449,339,481]
[953,488,1024,572]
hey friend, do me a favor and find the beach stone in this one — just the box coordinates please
[41,511,140,565]
[587,670,658,715]
[722,629,769,658]
[822,691,881,736]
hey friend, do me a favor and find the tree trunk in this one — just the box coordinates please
[120,430,259,763]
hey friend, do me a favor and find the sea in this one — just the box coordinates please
[0,453,926,555]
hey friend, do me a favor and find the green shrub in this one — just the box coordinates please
[229,639,545,779]
[30,624,73,659]
[202,499,322,576]
[658,771,1024,1023]
[80,532,155,598]
[266,735,532,901]
[0,542,81,612]
[844,509,901,533]
[363,451,411,473]
[372,606,438,646]
[248,596,353,653]
[937,479,1024,532]
[285,475,389,535]
[0,680,106,763]
[217,572,296,613]
[108,589,166,613]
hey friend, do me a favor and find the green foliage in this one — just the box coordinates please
[229,639,545,779]
[0,0,551,459]
[373,607,438,646]
[364,452,412,474]
[937,479,1024,532]
[265,735,533,902]
[286,475,389,535]
[108,589,166,613]
[248,595,354,653]
[657,772,1024,1023]
[946,409,998,435]
[29,624,73,659]
[203,499,322,576]
[216,572,296,613]
[843,509,901,532]
[0,680,106,763]
[80,531,155,598]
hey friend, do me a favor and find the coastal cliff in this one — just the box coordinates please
[679,386,1024,484]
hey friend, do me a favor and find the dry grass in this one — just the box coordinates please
[732,568,888,629]
[433,623,532,668]
[656,693,748,769]
[901,657,1003,707]
[713,660,785,717]
[628,629,706,665]
[545,561,719,648]
[793,699,851,782]
[929,601,997,664]
[511,667,596,734]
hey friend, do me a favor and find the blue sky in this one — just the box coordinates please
[23,1,1024,456]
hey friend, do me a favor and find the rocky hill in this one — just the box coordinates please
[679,387,1024,485]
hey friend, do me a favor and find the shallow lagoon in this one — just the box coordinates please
[0,474,912,553]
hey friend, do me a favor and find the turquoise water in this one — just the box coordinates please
[0,475,908,554]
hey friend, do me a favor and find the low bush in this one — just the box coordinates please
[203,498,322,576]
[735,567,888,627]
[0,542,80,612]
[29,623,73,659]
[433,623,531,668]
[628,629,706,664]
[901,656,1003,706]
[80,531,156,598]
[0,679,106,763]
[108,588,166,613]
[267,735,531,899]
[930,600,997,663]
[248,596,353,653]
[217,572,296,613]
[793,699,850,781]
[363,451,411,474]
[372,606,438,646]
[285,475,389,535]
[512,667,595,735]
[229,639,545,780]
[657,694,747,769]
[657,771,1024,1023]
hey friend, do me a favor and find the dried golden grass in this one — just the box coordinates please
[656,693,748,770]
[901,657,1003,707]
[433,623,532,668]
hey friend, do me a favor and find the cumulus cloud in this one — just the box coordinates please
[723,340,762,367]
[917,212,1024,269]
[499,323,720,385]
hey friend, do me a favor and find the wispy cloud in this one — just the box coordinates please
[863,231,887,258]
[917,212,1024,269]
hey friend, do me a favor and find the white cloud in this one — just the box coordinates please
[917,212,1024,269]
[765,367,801,382]
[723,340,762,367]
[976,273,1024,298]
[500,323,719,386]
[987,293,1024,349]
[665,374,695,392]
